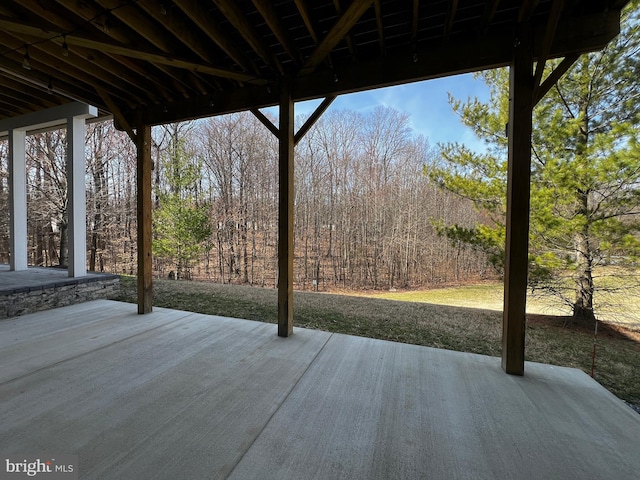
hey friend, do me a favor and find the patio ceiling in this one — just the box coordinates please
[0,0,629,131]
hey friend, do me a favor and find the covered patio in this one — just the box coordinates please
[1,2,639,478]
[1,300,639,479]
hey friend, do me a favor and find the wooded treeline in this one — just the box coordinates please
[0,106,492,290]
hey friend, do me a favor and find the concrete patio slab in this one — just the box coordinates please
[1,300,638,479]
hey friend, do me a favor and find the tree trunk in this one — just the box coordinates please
[59,220,68,267]
[572,97,596,323]
[573,208,595,322]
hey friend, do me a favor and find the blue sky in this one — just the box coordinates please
[289,73,491,150]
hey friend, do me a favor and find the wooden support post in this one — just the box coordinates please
[136,123,153,314]
[502,31,534,375]
[8,129,27,271]
[278,80,294,336]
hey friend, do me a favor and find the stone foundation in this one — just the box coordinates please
[0,275,120,319]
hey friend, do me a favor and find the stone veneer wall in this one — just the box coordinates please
[0,275,120,319]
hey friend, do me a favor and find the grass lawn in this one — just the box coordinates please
[113,276,640,407]
[354,281,640,330]
[350,283,569,316]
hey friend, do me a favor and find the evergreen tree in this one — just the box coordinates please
[153,124,211,279]
[430,3,640,322]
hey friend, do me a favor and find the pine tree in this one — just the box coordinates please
[153,124,211,280]
[430,3,640,322]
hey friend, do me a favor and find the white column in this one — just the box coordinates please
[8,129,28,271]
[66,116,87,277]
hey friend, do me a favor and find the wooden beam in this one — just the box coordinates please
[533,54,579,105]
[294,96,337,145]
[301,0,374,73]
[519,0,540,23]
[15,33,147,106]
[252,0,301,64]
[333,0,357,58]
[136,122,153,314]
[251,108,279,138]
[278,80,294,337]
[53,0,138,45]
[0,57,105,108]
[172,0,259,75]
[51,0,177,99]
[96,86,137,142]
[95,0,176,53]
[0,16,256,83]
[136,0,218,65]
[212,0,284,74]
[294,0,319,44]
[374,0,385,56]
[532,0,564,104]
[480,0,502,35]
[411,0,419,47]
[102,53,174,102]
[0,94,32,115]
[444,0,459,42]
[294,0,335,71]
[502,26,534,375]
[0,76,57,106]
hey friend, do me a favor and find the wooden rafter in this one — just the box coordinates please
[0,93,34,115]
[0,34,131,106]
[0,76,58,109]
[19,0,81,34]
[302,0,374,73]
[53,0,150,48]
[95,0,218,95]
[12,33,147,106]
[136,0,219,65]
[95,0,175,54]
[294,0,319,44]
[480,0,502,34]
[0,17,257,83]
[52,0,190,100]
[0,58,104,109]
[18,2,160,104]
[69,46,159,104]
[412,0,419,47]
[102,54,173,102]
[374,0,385,56]
[334,0,357,58]
[212,0,284,75]
[172,0,259,75]
[518,0,541,23]
[444,0,459,42]
[252,0,301,65]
